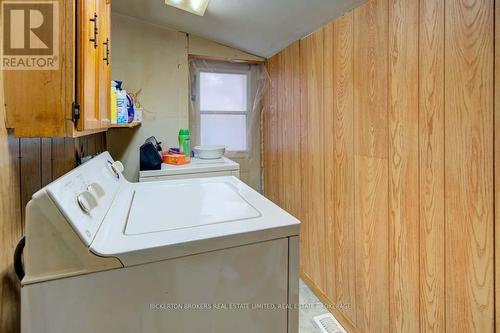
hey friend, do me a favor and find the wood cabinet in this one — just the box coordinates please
[98,0,112,127]
[4,0,112,137]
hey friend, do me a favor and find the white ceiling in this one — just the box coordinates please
[112,0,366,58]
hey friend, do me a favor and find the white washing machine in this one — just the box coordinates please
[139,156,240,182]
[21,152,299,333]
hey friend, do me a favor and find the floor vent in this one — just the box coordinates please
[312,313,347,333]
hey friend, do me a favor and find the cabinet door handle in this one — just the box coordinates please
[89,13,98,49]
[103,38,110,65]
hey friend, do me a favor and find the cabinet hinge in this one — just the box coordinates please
[72,101,81,124]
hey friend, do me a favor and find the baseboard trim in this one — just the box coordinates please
[300,270,360,333]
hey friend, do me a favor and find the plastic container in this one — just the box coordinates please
[126,93,135,123]
[134,108,143,123]
[178,129,191,156]
[163,153,190,165]
[110,81,118,124]
[115,81,128,124]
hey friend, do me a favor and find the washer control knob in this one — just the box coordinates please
[110,161,124,177]
[77,190,98,214]
[87,182,105,199]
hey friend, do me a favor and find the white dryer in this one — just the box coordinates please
[21,152,299,333]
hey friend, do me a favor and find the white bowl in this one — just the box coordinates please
[193,145,226,159]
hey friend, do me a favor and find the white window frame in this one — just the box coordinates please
[194,67,252,154]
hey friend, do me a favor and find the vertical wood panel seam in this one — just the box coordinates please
[495,1,498,329]
[386,0,391,330]
[50,139,54,181]
[279,52,284,208]
[419,3,422,324]
[493,0,497,329]
[328,22,332,300]
[330,21,332,305]
[324,22,330,312]
[330,23,334,300]
[39,138,42,188]
[417,0,421,330]
[443,0,446,331]
[17,138,22,235]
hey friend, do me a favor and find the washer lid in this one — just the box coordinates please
[91,176,300,266]
[125,181,261,235]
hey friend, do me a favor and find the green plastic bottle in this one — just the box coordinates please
[178,129,191,156]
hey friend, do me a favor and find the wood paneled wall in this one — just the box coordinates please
[0,131,106,333]
[263,0,497,332]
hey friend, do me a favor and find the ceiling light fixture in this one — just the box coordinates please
[165,0,210,16]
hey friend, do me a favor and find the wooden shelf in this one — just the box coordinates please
[109,122,141,128]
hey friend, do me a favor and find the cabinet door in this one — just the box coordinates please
[97,0,111,127]
[77,0,100,131]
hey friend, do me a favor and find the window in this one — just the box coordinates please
[197,71,249,152]
[190,60,264,191]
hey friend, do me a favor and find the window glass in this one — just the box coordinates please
[200,114,247,151]
[199,72,248,112]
